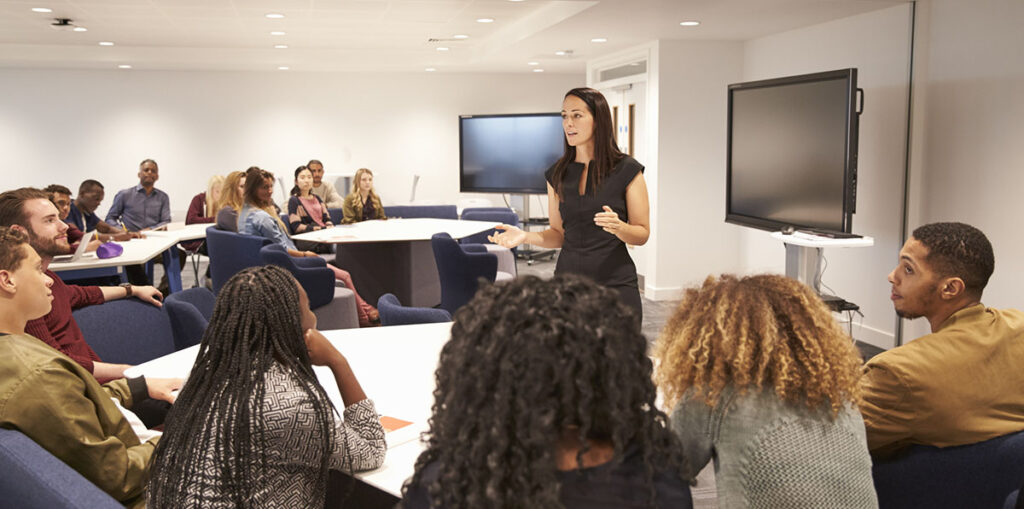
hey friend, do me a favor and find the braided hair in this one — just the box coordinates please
[149,265,340,507]
[403,274,685,508]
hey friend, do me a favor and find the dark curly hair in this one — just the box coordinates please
[912,222,994,297]
[403,274,685,508]
[149,266,345,507]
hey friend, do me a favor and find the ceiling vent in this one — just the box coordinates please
[50,18,76,31]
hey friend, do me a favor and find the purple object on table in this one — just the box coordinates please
[96,242,124,259]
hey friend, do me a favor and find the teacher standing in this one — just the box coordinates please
[490,87,650,320]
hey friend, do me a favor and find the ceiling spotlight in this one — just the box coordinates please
[476,18,494,23]
[527,61,539,66]
[265,13,284,19]
[99,41,114,46]
[73,26,87,32]
[555,51,565,56]
[278,66,290,70]
[591,37,607,43]
[436,46,449,51]
[31,7,52,13]
[274,44,288,49]
[118,64,132,69]
[533,69,544,73]
[452,34,469,39]
[270,31,286,36]
[679,21,700,26]
[425,67,437,72]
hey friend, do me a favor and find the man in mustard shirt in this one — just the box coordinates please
[861,222,1024,458]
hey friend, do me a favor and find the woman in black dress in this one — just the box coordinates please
[490,87,651,320]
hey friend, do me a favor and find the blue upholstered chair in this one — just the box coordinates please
[431,232,513,314]
[872,429,1024,509]
[460,207,520,276]
[72,299,176,365]
[259,244,359,330]
[1004,489,1020,509]
[164,287,215,350]
[328,207,344,225]
[205,227,271,294]
[377,293,451,326]
[384,204,458,219]
[0,428,122,509]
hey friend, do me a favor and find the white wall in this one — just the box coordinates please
[0,69,582,218]
[736,4,914,349]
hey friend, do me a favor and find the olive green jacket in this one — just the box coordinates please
[341,192,386,224]
[0,333,157,508]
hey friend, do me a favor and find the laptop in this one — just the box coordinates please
[52,230,96,263]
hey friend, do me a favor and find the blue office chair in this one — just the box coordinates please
[72,299,176,365]
[431,232,508,315]
[459,207,519,245]
[872,429,1024,509]
[377,293,451,326]
[328,207,344,225]
[205,227,271,294]
[0,428,122,509]
[259,244,359,330]
[164,287,215,350]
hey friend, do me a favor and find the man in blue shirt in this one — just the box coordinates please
[105,159,170,232]
[65,180,137,242]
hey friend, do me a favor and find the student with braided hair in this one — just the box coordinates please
[402,274,692,509]
[148,265,386,508]
[655,274,877,508]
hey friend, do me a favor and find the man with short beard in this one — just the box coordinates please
[861,222,1024,458]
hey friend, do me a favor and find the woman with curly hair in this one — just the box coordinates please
[402,274,692,509]
[148,265,386,508]
[655,274,877,508]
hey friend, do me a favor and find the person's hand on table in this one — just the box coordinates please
[147,377,184,404]
[488,224,528,249]
[594,205,624,235]
[133,285,164,307]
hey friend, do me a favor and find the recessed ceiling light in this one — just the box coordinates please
[99,41,114,46]
[509,0,525,2]
[278,66,289,70]
[533,69,544,73]
[591,38,607,43]
[436,46,449,51]
[73,26,87,32]
[270,31,286,36]
[265,13,284,19]
[476,18,494,23]
[679,21,700,26]
[527,61,539,66]
[425,67,436,72]
[118,64,131,69]
[274,44,288,49]
[31,7,52,13]
[555,50,566,56]
[452,34,469,39]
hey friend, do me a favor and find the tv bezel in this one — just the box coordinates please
[458,112,563,194]
[725,68,859,235]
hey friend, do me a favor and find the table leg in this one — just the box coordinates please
[162,247,182,294]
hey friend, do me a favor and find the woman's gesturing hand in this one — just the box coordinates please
[488,224,529,249]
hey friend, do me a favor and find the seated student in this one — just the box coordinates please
[402,275,693,509]
[0,188,179,427]
[308,159,344,208]
[341,167,387,224]
[0,226,179,509]
[44,184,95,250]
[240,167,379,327]
[183,174,222,249]
[288,165,334,253]
[148,265,386,508]
[861,222,1024,458]
[655,274,876,509]
[214,170,246,232]
[67,179,139,242]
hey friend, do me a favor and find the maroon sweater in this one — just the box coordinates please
[24,270,104,374]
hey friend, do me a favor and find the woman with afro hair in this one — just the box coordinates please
[402,274,692,509]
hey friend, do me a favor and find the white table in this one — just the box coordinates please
[126,322,451,498]
[292,218,499,307]
[144,222,211,242]
[48,235,187,293]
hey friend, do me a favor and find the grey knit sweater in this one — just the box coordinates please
[670,386,878,509]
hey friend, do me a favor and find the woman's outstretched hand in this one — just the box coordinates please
[488,224,528,249]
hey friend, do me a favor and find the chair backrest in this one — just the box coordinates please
[873,429,1024,509]
[328,207,344,225]
[0,428,122,509]
[431,232,497,314]
[205,227,272,294]
[72,299,176,365]
[163,287,215,350]
[460,207,520,245]
[259,244,334,309]
[384,204,458,219]
[377,293,452,326]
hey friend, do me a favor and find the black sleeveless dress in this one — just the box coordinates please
[545,156,644,320]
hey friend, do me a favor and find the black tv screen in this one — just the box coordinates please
[459,113,563,194]
[726,68,860,234]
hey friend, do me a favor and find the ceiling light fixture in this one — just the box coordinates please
[425,67,436,72]
[533,69,544,73]
[265,13,284,19]
[436,47,449,51]
[274,44,288,49]
[99,41,114,46]
[591,37,607,43]
[476,18,494,23]
[31,7,52,13]
[679,21,700,26]
[278,66,289,70]
[118,64,131,69]
[72,26,87,32]
[452,34,469,39]
[527,61,539,66]
[270,31,286,36]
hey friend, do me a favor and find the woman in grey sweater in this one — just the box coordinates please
[655,274,878,509]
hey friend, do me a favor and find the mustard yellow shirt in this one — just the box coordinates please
[860,304,1024,458]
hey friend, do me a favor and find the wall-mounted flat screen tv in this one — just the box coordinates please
[460,113,563,194]
[726,68,862,235]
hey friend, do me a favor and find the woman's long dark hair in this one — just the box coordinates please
[242,166,288,231]
[149,266,338,507]
[549,87,625,199]
[290,165,311,197]
[403,274,685,508]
